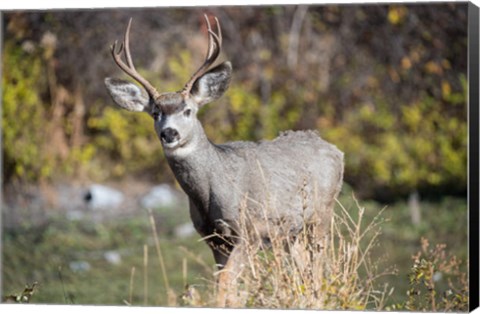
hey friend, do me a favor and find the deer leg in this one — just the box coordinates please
[290,235,311,279]
[211,244,230,269]
[215,244,245,307]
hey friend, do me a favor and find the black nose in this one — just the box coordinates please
[160,128,179,144]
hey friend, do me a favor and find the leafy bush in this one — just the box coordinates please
[87,106,163,179]
[2,42,52,182]
[2,282,38,303]
[388,237,469,312]
[322,78,467,199]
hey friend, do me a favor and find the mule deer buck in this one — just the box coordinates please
[105,15,344,307]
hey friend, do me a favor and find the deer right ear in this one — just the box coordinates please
[191,61,232,107]
[105,78,150,112]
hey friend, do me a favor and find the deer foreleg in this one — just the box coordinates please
[215,244,245,307]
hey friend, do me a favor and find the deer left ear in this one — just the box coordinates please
[191,61,232,107]
[105,78,151,112]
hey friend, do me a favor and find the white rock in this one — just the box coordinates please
[174,222,196,238]
[104,251,122,265]
[433,271,443,282]
[69,261,91,273]
[141,184,177,209]
[84,184,124,210]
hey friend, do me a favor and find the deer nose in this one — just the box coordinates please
[160,128,179,144]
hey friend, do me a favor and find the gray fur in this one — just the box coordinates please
[104,78,150,112]
[106,59,344,270]
[167,129,343,262]
[191,62,232,106]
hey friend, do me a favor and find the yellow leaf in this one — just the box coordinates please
[442,80,451,99]
[388,67,400,83]
[388,8,400,24]
[410,50,421,63]
[441,59,452,69]
[388,6,408,25]
[425,61,443,75]
[401,56,412,70]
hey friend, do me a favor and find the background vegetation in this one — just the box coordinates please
[2,3,469,310]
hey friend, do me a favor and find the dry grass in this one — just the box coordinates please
[208,197,393,310]
[4,196,467,310]
[125,195,468,311]
[171,196,393,309]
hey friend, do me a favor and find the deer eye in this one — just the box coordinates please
[152,111,160,120]
[184,109,192,117]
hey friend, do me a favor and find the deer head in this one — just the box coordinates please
[105,15,232,156]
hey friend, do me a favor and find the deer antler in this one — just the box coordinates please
[182,15,223,96]
[111,18,161,101]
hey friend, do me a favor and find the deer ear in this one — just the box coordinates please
[191,61,232,107]
[105,78,150,112]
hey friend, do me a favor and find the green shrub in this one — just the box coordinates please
[2,42,52,182]
[387,237,469,312]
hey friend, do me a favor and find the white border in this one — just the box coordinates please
[0,304,356,314]
[1,1,478,314]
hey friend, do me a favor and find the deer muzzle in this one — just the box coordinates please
[160,127,180,145]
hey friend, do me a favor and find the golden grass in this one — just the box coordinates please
[171,196,394,309]
[213,197,393,309]
[126,195,468,311]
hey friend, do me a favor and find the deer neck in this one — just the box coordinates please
[164,124,220,204]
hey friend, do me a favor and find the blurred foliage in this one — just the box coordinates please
[2,42,52,182]
[87,106,163,178]
[2,281,38,303]
[2,4,468,200]
[387,238,469,312]
[323,78,467,199]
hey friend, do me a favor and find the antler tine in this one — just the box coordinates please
[214,16,222,49]
[182,14,222,96]
[111,18,160,100]
[124,18,136,70]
